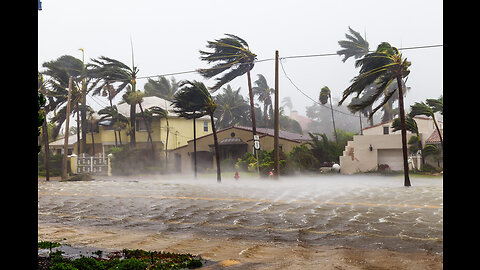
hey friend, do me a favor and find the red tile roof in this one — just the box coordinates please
[425,129,443,144]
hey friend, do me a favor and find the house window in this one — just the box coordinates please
[383,126,389,135]
[204,121,208,132]
[136,119,150,131]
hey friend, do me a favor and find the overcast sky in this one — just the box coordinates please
[38,0,443,117]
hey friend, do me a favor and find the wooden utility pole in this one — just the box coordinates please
[273,50,279,179]
[62,77,73,180]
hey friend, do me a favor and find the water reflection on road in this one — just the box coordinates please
[38,175,443,254]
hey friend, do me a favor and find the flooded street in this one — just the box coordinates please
[38,175,443,269]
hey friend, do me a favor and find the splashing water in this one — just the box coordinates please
[38,175,442,254]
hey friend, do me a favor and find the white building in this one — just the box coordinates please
[339,116,443,174]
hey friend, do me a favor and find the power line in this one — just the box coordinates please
[279,58,359,118]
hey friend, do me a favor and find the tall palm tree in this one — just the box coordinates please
[144,76,179,101]
[41,55,86,140]
[197,34,258,136]
[409,100,443,150]
[213,85,250,129]
[89,56,139,147]
[173,80,222,182]
[252,74,274,128]
[97,105,128,147]
[338,42,412,187]
[319,86,338,143]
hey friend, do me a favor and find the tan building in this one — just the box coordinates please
[169,126,311,173]
[339,116,443,174]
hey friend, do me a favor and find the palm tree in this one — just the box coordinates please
[337,26,370,63]
[338,42,412,187]
[97,105,128,147]
[213,85,250,129]
[89,56,139,147]
[319,86,338,143]
[253,74,274,128]
[173,80,221,182]
[148,105,170,171]
[122,88,155,155]
[197,34,258,136]
[409,100,443,150]
[144,76,179,101]
[41,55,86,140]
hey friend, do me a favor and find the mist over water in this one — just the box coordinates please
[38,175,442,254]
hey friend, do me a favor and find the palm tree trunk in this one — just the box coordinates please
[76,105,81,154]
[193,114,197,179]
[42,116,50,181]
[165,119,169,172]
[90,129,95,156]
[396,76,411,187]
[130,104,136,148]
[138,102,155,157]
[328,95,338,144]
[211,113,221,183]
[431,114,443,151]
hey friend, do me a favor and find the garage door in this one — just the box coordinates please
[377,149,404,171]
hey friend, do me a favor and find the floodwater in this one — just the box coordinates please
[38,175,443,257]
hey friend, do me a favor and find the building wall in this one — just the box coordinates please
[84,116,212,156]
[340,117,442,174]
[170,127,306,173]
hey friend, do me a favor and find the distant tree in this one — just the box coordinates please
[213,85,250,128]
[253,74,274,128]
[282,96,293,114]
[144,76,179,101]
[319,86,338,143]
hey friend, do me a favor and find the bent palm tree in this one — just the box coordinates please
[339,42,412,187]
[198,34,258,136]
[173,80,222,182]
[89,56,139,147]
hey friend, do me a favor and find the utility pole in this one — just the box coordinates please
[273,50,279,179]
[62,77,73,180]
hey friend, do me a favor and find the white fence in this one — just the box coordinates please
[70,154,110,175]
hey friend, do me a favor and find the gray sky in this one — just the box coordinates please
[38,0,443,117]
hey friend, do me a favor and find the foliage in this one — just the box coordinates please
[337,26,369,62]
[38,153,63,176]
[339,42,410,119]
[43,246,202,270]
[198,34,257,92]
[235,152,257,172]
[144,76,179,101]
[257,149,290,176]
[306,130,352,165]
[38,91,46,153]
[213,85,251,128]
[288,144,319,171]
[38,241,62,249]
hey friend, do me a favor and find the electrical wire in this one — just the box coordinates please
[279,58,360,118]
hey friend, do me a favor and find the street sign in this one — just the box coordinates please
[254,140,260,150]
[253,135,259,141]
